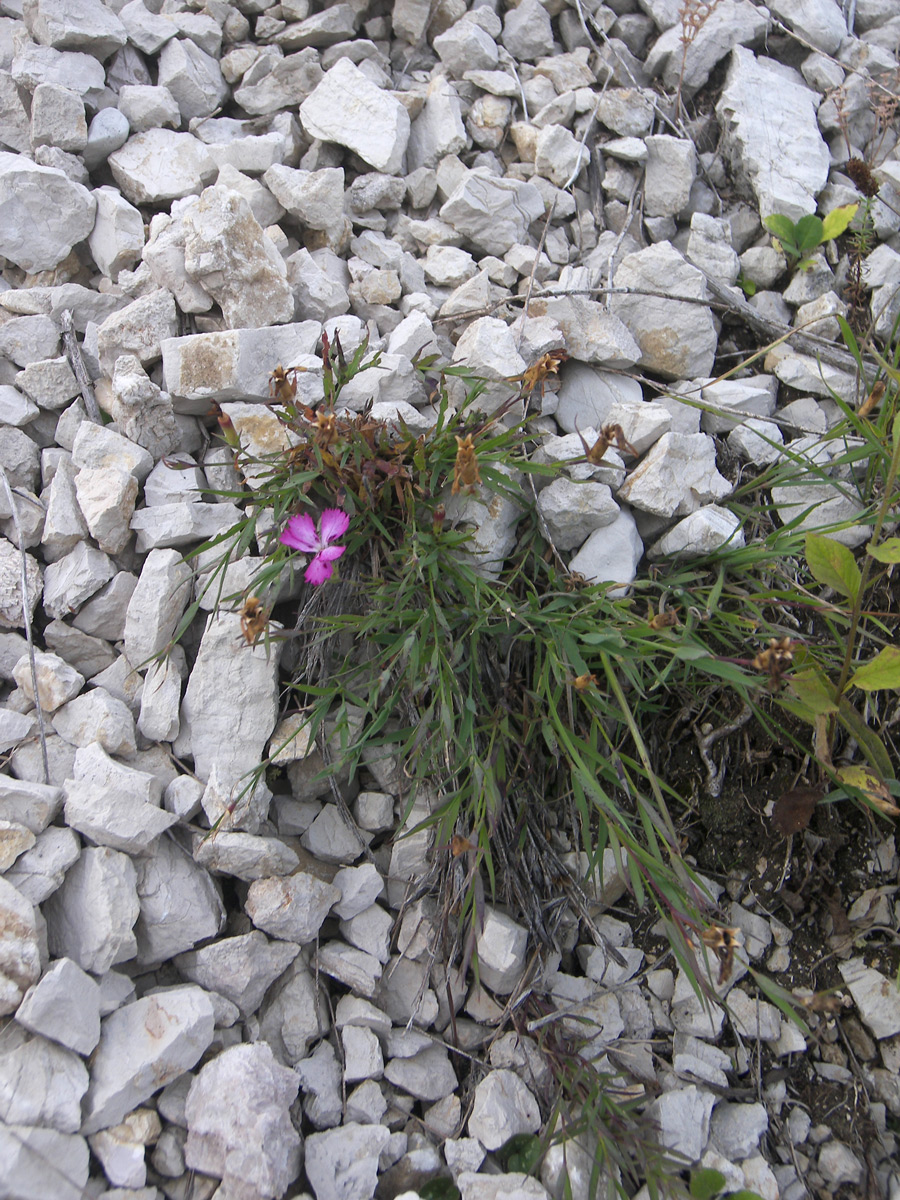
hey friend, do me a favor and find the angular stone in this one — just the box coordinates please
[123,548,192,666]
[0,1034,88,1133]
[537,479,619,552]
[74,466,138,556]
[44,846,139,976]
[648,506,744,560]
[645,1085,716,1162]
[567,507,643,595]
[158,36,228,123]
[96,287,179,377]
[88,185,144,281]
[476,907,529,996]
[185,1042,301,1197]
[296,1038,343,1129]
[0,777,64,835]
[305,1122,391,1200]
[0,877,41,1017]
[259,957,329,1066]
[193,830,300,882]
[133,835,224,967]
[175,932,299,1017]
[246,872,341,944]
[161,322,321,410]
[618,432,731,517]
[52,687,136,756]
[468,1069,541,1151]
[0,152,96,273]
[441,169,544,255]
[717,47,830,221]
[108,129,217,206]
[316,941,383,998]
[300,57,410,175]
[342,1025,384,1083]
[12,650,83,714]
[182,185,294,329]
[0,1124,89,1200]
[839,957,900,1040]
[81,986,216,1135]
[385,1045,457,1102]
[15,957,101,1055]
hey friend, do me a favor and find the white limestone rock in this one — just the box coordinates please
[258,957,329,1066]
[0,877,41,1017]
[839,957,900,1039]
[234,47,324,115]
[12,650,83,713]
[175,931,299,1017]
[648,506,744,560]
[646,0,767,93]
[73,466,138,556]
[0,1033,88,1134]
[43,846,139,976]
[15,956,101,1055]
[184,1042,301,1198]
[0,777,64,836]
[526,296,641,368]
[717,47,830,221]
[333,862,385,920]
[41,542,114,620]
[137,647,185,742]
[305,1121,391,1200]
[95,287,179,378]
[316,941,383,998]
[440,169,544,256]
[710,1101,768,1160]
[182,185,294,329]
[52,687,136,756]
[246,872,341,944]
[407,74,468,170]
[0,152,96,273]
[88,186,144,281]
[618,432,731,517]
[296,1038,344,1129]
[123,548,192,666]
[300,57,410,174]
[0,818,35,871]
[158,35,229,123]
[0,1123,89,1200]
[645,1085,716,1162]
[340,903,393,964]
[384,1045,457,1102]
[133,834,224,966]
[161,322,321,410]
[192,829,300,881]
[610,244,718,379]
[343,1025,384,1083]
[476,907,529,996]
[108,129,217,206]
[81,985,215,1135]
[63,772,176,855]
[567,506,644,596]
[468,1069,541,1151]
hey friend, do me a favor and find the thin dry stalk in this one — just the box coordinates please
[675,0,722,116]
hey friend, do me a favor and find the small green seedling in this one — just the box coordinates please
[763,203,858,271]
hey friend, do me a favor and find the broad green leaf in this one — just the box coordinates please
[867,537,900,563]
[785,668,838,717]
[821,203,859,241]
[849,645,900,691]
[804,533,861,602]
[420,1179,460,1200]
[763,213,797,243]
[795,214,824,253]
[690,1168,727,1200]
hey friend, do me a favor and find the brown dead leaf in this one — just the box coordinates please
[772,785,823,836]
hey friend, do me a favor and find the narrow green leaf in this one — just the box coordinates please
[837,699,894,780]
[849,645,900,691]
[763,213,797,243]
[795,213,824,253]
[690,1168,726,1200]
[867,537,900,563]
[837,315,863,370]
[804,533,861,602]
[821,202,858,241]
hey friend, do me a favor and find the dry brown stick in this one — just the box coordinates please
[59,308,102,423]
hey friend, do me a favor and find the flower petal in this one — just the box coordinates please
[280,512,319,553]
[304,554,335,585]
[319,507,350,545]
[315,544,345,564]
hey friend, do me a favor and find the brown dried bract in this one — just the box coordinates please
[846,157,880,198]
[509,349,569,399]
[269,364,303,406]
[858,380,886,418]
[239,595,269,646]
[648,609,679,630]
[772,784,822,836]
[577,423,638,466]
[752,637,795,690]
[451,434,481,495]
[573,672,597,691]
[700,923,740,985]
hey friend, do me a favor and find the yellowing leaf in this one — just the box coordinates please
[868,537,900,564]
[821,203,858,241]
[836,765,900,816]
[785,668,838,718]
[849,646,900,691]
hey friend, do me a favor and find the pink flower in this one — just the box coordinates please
[280,508,349,584]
